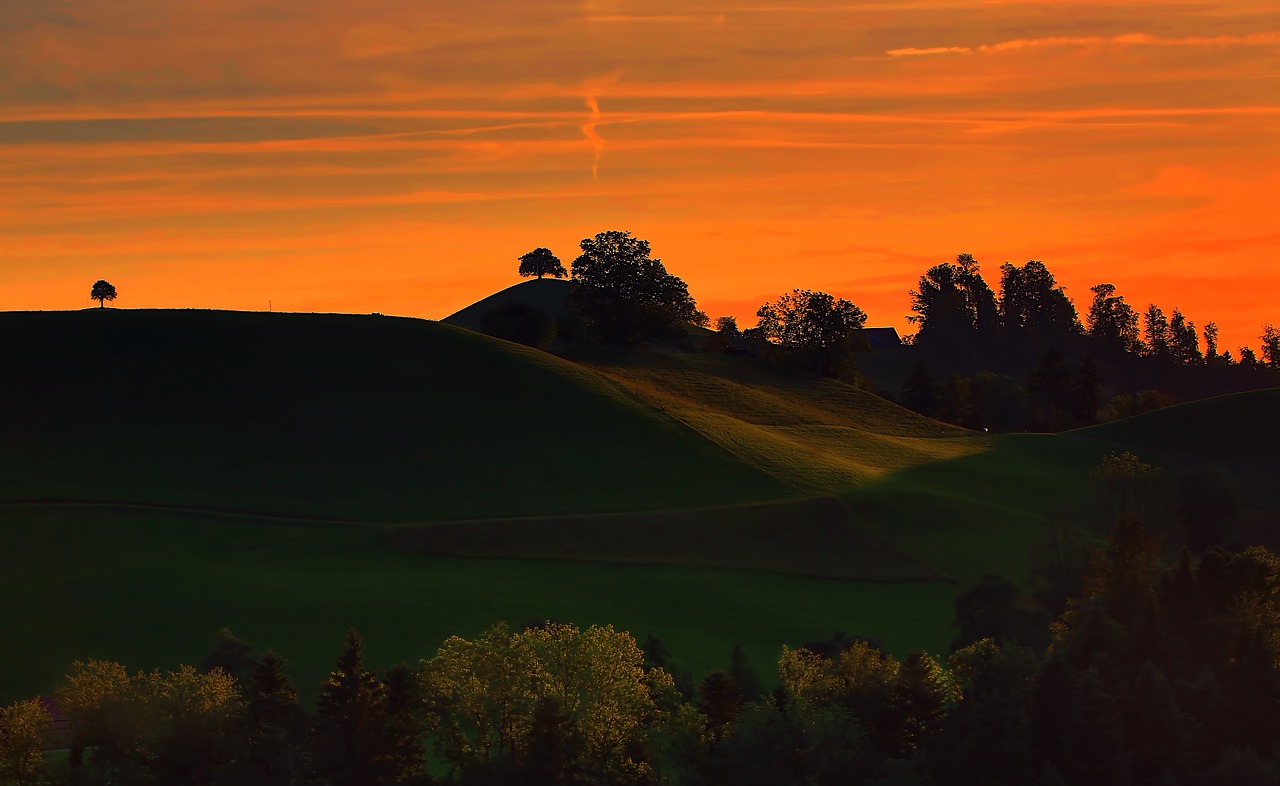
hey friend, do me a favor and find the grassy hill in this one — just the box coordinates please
[0,309,786,520]
[0,308,951,700]
[442,278,570,333]
[3,307,1275,702]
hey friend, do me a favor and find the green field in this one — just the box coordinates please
[0,505,954,701]
[1,308,1274,702]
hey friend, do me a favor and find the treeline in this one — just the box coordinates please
[884,256,1279,430]
[4,531,1278,782]
[493,237,1278,431]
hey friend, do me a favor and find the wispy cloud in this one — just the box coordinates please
[888,30,1280,56]
[582,96,605,178]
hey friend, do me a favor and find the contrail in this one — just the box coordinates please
[583,96,604,179]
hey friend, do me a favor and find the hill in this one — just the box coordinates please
[442,278,570,333]
[0,308,954,700]
[0,309,784,520]
[4,307,1275,702]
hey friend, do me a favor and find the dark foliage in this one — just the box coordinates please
[90,280,117,308]
[517,248,567,280]
[567,230,700,346]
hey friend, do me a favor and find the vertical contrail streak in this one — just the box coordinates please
[583,96,604,179]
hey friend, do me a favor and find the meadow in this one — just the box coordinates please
[1,306,1273,702]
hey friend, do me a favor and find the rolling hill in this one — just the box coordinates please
[2,306,1275,702]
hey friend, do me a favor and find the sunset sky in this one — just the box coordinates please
[2,0,1277,350]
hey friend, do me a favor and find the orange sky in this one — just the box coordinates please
[2,0,1278,351]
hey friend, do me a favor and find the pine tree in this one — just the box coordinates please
[698,671,744,739]
[313,629,392,786]
[383,663,425,784]
[242,650,309,785]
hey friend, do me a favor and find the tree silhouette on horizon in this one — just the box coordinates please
[90,280,117,309]
[518,247,567,279]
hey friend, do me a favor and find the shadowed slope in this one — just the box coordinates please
[443,278,570,333]
[0,309,785,520]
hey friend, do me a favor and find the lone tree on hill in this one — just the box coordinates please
[90,280,117,308]
[518,247,567,279]
[569,230,701,345]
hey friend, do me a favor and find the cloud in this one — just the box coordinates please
[886,30,1280,56]
[583,96,605,178]
[887,46,972,56]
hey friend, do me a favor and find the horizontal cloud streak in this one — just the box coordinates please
[889,30,1280,56]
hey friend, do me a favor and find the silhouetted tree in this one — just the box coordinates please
[383,663,426,784]
[698,671,744,738]
[1169,308,1202,364]
[90,279,117,308]
[1261,324,1280,368]
[1143,305,1171,357]
[754,288,868,375]
[998,261,1079,334]
[890,651,952,757]
[199,626,258,683]
[908,253,998,343]
[313,629,393,786]
[1087,283,1141,352]
[568,230,700,345]
[517,248,567,279]
[1203,321,1220,363]
[715,315,739,336]
[241,651,309,786]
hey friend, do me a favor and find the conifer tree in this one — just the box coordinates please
[313,629,392,786]
[242,650,308,786]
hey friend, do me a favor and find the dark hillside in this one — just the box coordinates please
[443,278,570,333]
[0,309,786,520]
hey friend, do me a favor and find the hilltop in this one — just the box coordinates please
[442,277,571,334]
[2,306,1276,703]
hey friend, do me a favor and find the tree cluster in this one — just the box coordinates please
[6,512,1278,785]
[565,231,706,346]
[895,254,1279,431]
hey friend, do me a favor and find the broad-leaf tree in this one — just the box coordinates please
[0,699,53,786]
[568,230,700,345]
[909,253,999,341]
[90,280,117,308]
[1086,283,1140,351]
[754,288,867,374]
[998,261,1079,333]
[517,247,567,279]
